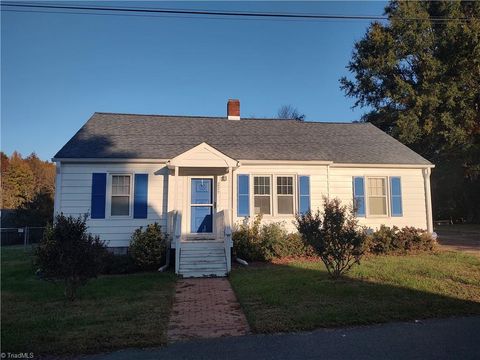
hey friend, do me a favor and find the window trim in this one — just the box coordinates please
[365,176,390,218]
[275,175,296,215]
[252,175,273,216]
[107,173,134,219]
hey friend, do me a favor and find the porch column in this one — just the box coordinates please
[229,166,233,224]
[174,166,179,212]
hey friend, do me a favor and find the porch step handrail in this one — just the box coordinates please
[223,209,232,272]
[173,211,182,274]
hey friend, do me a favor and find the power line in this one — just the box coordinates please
[1,2,474,22]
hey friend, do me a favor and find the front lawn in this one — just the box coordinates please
[1,246,176,355]
[230,251,480,332]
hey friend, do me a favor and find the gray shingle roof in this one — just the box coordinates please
[54,112,432,165]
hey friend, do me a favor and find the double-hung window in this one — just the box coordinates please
[277,176,294,214]
[253,176,271,215]
[367,177,387,216]
[111,175,131,216]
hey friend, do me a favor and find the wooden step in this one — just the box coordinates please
[180,270,227,278]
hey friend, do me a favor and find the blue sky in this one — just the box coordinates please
[1,1,387,160]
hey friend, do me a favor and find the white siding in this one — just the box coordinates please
[56,161,430,247]
[233,164,428,232]
[329,167,427,230]
[233,164,328,232]
[57,163,169,247]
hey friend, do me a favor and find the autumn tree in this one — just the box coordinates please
[2,152,35,209]
[1,151,55,226]
[340,1,480,221]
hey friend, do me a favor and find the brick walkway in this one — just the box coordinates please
[167,278,250,342]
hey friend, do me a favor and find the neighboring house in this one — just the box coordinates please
[53,99,434,277]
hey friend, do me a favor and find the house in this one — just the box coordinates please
[53,99,434,277]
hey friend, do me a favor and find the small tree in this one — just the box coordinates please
[35,214,107,301]
[129,223,167,270]
[296,197,366,279]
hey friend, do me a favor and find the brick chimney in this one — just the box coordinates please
[227,99,240,120]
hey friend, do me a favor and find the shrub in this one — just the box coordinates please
[129,223,167,271]
[102,252,139,274]
[233,215,264,261]
[366,226,436,254]
[296,197,367,279]
[397,226,436,252]
[367,225,399,254]
[232,215,314,261]
[35,214,107,301]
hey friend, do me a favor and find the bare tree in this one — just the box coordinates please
[277,105,305,121]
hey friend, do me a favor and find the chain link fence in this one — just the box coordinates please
[0,227,46,248]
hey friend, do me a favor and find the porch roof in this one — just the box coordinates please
[167,142,238,168]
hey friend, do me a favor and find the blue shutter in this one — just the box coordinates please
[390,177,403,217]
[353,177,365,217]
[91,173,106,219]
[298,176,311,214]
[134,174,148,219]
[237,174,250,216]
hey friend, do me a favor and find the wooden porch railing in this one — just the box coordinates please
[173,211,182,274]
[215,209,232,273]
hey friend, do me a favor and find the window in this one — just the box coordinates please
[111,175,131,216]
[367,177,387,216]
[277,176,294,214]
[254,176,271,215]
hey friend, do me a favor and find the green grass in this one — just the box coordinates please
[1,246,177,355]
[230,251,480,333]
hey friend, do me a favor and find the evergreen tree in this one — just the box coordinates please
[340,1,480,221]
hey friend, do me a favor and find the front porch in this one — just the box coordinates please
[166,142,239,277]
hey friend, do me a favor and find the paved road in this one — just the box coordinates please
[84,316,480,360]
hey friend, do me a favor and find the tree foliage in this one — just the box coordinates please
[1,151,55,226]
[35,214,107,301]
[296,198,367,279]
[277,105,306,121]
[340,1,480,221]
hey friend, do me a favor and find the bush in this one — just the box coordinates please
[129,223,167,271]
[366,225,436,254]
[35,214,107,301]
[296,197,367,279]
[102,252,139,274]
[232,215,314,262]
[397,226,436,252]
[367,225,399,254]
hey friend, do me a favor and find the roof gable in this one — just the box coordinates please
[167,142,238,168]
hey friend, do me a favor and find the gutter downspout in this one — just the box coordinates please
[53,162,62,217]
[326,164,330,200]
[423,168,434,233]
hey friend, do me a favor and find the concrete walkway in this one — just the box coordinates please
[85,316,480,360]
[167,278,250,342]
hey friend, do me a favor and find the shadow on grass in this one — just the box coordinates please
[1,246,177,355]
[230,253,480,333]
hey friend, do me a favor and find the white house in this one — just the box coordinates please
[53,99,434,277]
